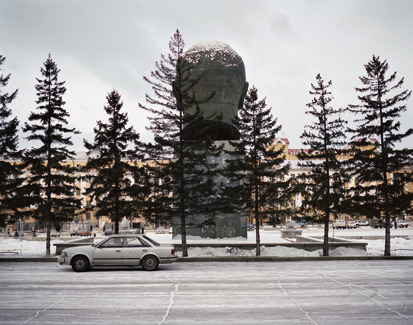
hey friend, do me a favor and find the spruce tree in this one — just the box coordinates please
[347,55,413,256]
[0,55,22,228]
[140,30,222,257]
[222,86,290,256]
[298,74,348,256]
[22,54,80,255]
[83,90,146,234]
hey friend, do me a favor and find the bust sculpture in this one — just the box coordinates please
[180,40,248,140]
[172,40,249,239]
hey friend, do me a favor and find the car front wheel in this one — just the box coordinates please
[71,256,90,272]
[141,255,159,271]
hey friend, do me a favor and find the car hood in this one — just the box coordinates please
[62,245,95,254]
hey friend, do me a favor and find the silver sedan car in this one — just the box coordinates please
[58,234,178,272]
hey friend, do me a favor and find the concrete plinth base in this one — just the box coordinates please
[172,214,247,239]
[281,228,303,239]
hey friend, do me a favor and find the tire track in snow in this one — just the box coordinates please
[159,275,180,325]
[324,275,411,320]
[267,272,318,325]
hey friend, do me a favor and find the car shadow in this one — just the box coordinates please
[57,265,175,273]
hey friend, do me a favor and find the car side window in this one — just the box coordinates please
[124,237,144,247]
[101,238,123,248]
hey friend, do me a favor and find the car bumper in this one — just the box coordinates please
[160,255,178,264]
[58,256,70,265]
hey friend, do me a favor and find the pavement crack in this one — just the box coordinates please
[20,294,65,325]
[159,275,180,325]
[267,273,318,325]
[324,275,411,320]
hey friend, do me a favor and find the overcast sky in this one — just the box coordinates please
[1,0,412,150]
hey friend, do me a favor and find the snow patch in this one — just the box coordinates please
[186,40,239,57]
[184,40,242,67]
[0,237,58,256]
[329,246,369,257]
[1,228,412,257]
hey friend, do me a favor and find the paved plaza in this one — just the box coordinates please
[0,260,412,324]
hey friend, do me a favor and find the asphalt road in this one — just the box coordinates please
[0,260,412,324]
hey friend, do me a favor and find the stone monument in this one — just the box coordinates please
[172,40,249,239]
[281,220,303,239]
[181,40,249,140]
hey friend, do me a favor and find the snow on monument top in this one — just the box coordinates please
[186,40,239,57]
[185,40,242,67]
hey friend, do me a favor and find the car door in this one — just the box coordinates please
[93,237,124,265]
[122,237,149,266]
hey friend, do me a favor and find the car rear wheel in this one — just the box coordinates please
[141,255,159,271]
[72,256,90,272]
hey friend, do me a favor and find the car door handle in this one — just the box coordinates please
[116,250,121,253]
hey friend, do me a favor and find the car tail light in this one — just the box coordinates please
[171,249,175,255]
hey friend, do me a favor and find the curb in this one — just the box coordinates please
[0,257,58,262]
[176,256,413,262]
[1,256,413,263]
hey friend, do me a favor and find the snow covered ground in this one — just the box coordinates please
[0,227,412,257]
[2,260,412,324]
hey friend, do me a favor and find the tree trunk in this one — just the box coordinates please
[378,87,391,256]
[323,216,329,257]
[181,213,188,257]
[179,169,188,257]
[46,220,51,256]
[255,179,260,256]
[114,219,119,235]
[255,214,261,256]
[384,211,391,256]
